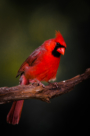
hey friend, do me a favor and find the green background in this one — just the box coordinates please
[0,0,90,135]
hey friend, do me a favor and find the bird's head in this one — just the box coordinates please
[45,31,66,57]
[54,31,66,56]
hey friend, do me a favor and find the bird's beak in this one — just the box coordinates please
[57,47,65,55]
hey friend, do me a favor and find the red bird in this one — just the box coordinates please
[7,31,66,125]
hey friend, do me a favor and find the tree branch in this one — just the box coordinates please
[0,68,90,104]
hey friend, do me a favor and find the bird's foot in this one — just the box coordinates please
[48,81,58,88]
[29,79,45,87]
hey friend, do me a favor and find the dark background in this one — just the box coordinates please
[0,0,90,135]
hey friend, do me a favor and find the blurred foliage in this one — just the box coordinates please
[0,0,90,87]
[0,0,90,135]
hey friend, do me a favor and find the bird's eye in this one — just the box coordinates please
[56,42,65,48]
[56,42,60,47]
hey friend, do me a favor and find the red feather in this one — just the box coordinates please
[55,31,66,48]
[7,31,66,124]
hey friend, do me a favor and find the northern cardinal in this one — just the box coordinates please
[7,31,66,125]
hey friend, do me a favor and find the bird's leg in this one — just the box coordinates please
[29,79,45,87]
[48,81,58,88]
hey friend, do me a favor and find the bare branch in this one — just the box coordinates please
[0,68,90,104]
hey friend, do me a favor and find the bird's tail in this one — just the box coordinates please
[7,75,29,125]
[7,100,24,125]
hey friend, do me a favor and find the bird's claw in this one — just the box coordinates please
[53,82,58,88]
[48,81,58,88]
[29,79,45,88]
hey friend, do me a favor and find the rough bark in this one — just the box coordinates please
[0,68,90,104]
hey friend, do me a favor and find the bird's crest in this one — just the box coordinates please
[55,31,64,41]
[55,30,66,48]
[55,31,62,38]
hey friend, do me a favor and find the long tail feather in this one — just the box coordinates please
[7,100,24,125]
[7,75,29,125]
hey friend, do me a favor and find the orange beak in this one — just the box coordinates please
[57,47,65,55]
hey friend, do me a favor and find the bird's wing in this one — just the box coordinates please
[16,46,45,77]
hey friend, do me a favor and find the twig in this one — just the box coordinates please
[0,68,90,104]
